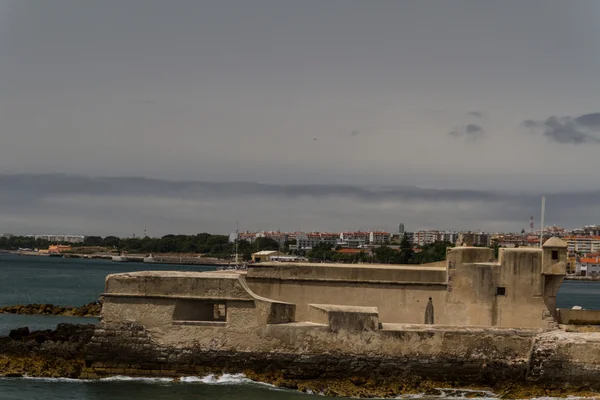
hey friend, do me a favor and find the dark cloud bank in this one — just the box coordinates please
[523,112,600,144]
[0,174,598,236]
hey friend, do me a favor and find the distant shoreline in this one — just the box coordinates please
[1,250,232,267]
[565,275,600,281]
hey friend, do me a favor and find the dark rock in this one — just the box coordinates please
[8,327,29,340]
[0,300,102,317]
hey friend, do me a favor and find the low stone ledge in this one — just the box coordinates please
[172,320,227,327]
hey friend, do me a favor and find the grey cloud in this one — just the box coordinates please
[350,130,359,137]
[0,174,597,236]
[522,113,600,144]
[468,111,483,118]
[521,120,539,130]
[576,113,600,129]
[449,124,485,140]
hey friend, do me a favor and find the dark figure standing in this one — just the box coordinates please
[424,297,434,324]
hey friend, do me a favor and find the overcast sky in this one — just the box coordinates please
[1,1,600,235]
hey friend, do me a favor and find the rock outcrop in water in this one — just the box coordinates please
[0,323,95,378]
[0,300,102,317]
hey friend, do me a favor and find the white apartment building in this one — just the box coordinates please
[339,231,369,248]
[25,234,85,243]
[294,232,339,250]
[411,230,457,246]
[563,236,600,254]
[368,231,391,244]
[577,256,600,276]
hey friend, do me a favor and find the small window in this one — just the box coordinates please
[173,300,227,324]
[551,250,559,260]
[496,287,506,296]
[213,304,226,321]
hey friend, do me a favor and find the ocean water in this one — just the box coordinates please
[0,375,318,400]
[0,253,598,399]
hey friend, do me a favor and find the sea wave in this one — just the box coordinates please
[180,373,251,384]
[5,373,274,387]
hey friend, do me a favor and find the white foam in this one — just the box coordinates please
[20,377,86,383]
[180,373,277,388]
[99,376,173,383]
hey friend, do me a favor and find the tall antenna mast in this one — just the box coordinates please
[529,216,534,234]
[235,220,239,266]
[539,196,545,248]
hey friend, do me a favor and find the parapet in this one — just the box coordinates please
[248,262,447,285]
[308,304,380,332]
[104,270,254,300]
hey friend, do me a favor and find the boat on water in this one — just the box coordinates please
[217,263,248,271]
[216,221,248,271]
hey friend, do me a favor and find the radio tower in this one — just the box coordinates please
[529,216,534,234]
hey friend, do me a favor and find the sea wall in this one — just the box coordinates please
[80,317,600,396]
[84,321,533,383]
[3,321,600,397]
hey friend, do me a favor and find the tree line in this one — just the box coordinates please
[0,234,282,260]
[305,235,455,265]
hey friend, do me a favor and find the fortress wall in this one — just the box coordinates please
[246,279,447,323]
[85,318,600,392]
[85,320,535,385]
[249,264,448,283]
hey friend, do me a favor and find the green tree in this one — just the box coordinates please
[307,243,335,262]
[373,246,399,264]
[411,241,454,264]
[255,237,280,251]
[398,233,415,264]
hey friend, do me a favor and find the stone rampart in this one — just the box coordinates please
[84,321,533,385]
[83,320,600,395]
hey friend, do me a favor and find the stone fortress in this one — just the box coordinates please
[84,238,600,394]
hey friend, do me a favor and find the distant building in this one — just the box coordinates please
[294,232,339,250]
[369,231,391,244]
[48,244,72,254]
[457,232,490,247]
[339,231,369,249]
[562,236,600,255]
[255,231,288,247]
[411,230,458,246]
[577,255,600,276]
[24,234,84,243]
[398,223,405,235]
[583,225,600,236]
[251,250,284,263]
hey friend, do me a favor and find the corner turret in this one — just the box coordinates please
[542,237,567,276]
[541,237,567,323]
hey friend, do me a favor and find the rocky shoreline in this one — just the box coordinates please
[0,301,101,317]
[0,323,94,378]
[0,323,599,399]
